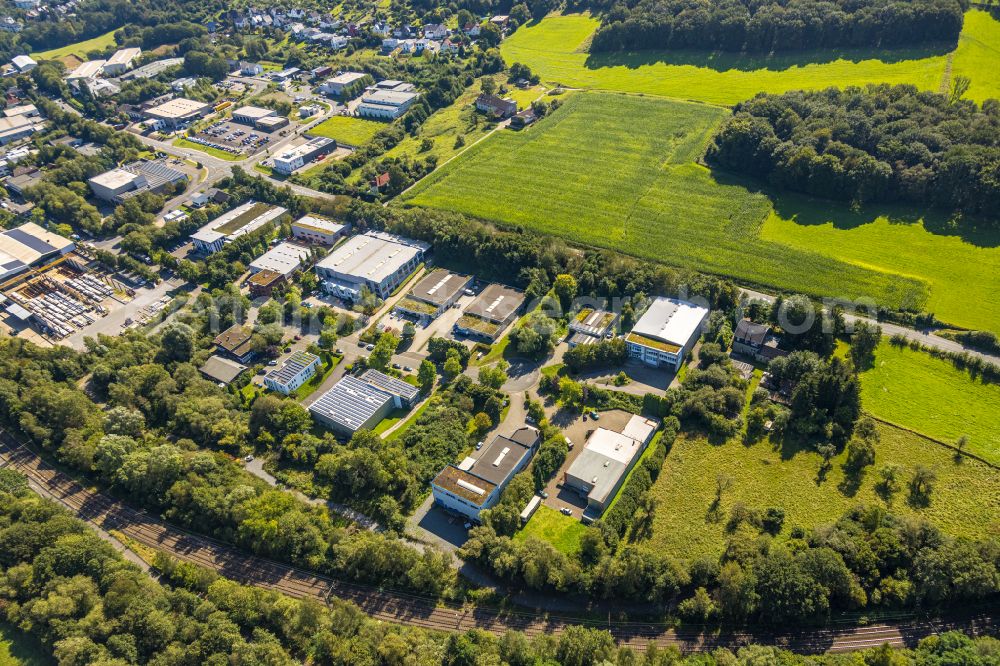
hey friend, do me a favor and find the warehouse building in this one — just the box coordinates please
[257,115,289,132]
[271,136,334,175]
[101,47,141,76]
[65,60,106,82]
[143,97,213,130]
[190,201,287,254]
[308,369,419,436]
[394,268,471,322]
[314,231,428,301]
[232,105,277,126]
[356,86,419,120]
[563,415,659,516]
[291,215,347,245]
[0,112,43,144]
[264,350,321,395]
[87,160,188,203]
[453,283,525,342]
[431,426,540,522]
[0,221,75,282]
[247,241,312,278]
[11,55,36,73]
[318,71,369,96]
[625,297,709,371]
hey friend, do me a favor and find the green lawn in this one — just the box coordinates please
[289,355,340,401]
[31,29,118,60]
[174,138,242,162]
[860,341,1000,464]
[0,621,51,666]
[646,424,1000,563]
[403,92,934,316]
[372,407,409,435]
[500,10,1000,106]
[308,116,386,146]
[515,505,588,554]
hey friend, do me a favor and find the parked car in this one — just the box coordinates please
[403,366,412,372]
[392,363,401,369]
[335,348,344,355]
[565,437,573,450]
[475,441,484,450]
[560,507,573,516]
[267,360,278,366]
[244,455,254,463]
[366,344,374,351]
[590,411,600,420]
[538,491,548,499]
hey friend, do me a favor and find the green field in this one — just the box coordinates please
[501,11,1000,105]
[404,92,936,315]
[31,29,119,61]
[646,424,1000,563]
[0,622,50,666]
[308,116,386,146]
[515,505,587,554]
[860,341,1000,464]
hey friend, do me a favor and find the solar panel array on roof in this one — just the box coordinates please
[309,374,394,432]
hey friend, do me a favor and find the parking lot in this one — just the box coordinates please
[189,120,286,157]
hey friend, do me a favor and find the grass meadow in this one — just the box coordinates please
[308,116,386,146]
[403,92,940,317]
[515,505,588,554]
[31,29,119,61]
[500,10,1000,106]
[860,341,1000,464]
[645,424,1000,563]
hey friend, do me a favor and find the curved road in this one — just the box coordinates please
[0,433,993,654]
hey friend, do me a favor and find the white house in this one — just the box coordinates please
[264,350,321,394]
[625,297,709,370]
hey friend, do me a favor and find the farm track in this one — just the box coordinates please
[0,432,995,653]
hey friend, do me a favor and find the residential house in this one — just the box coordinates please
[475,93,516,119]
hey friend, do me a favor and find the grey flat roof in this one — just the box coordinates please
[315,232,426,285]
[309,374,393,432]
[464,283,525,323]
[459,427,538,486]
[233,105,276,119]
[407,269,470,307]
[359,369,419,403]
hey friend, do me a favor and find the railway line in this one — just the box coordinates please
[0,433,993,654]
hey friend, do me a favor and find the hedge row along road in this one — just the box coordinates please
[0,431,994,654]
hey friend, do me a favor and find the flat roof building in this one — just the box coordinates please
[308,369,419,436]
[191,201,287,254]
[248,241,312,278]
[291,215,347,245]
[11,55,35,73]
[563,415,659,516]
[264,350,321,395]
[0,221,75,282]
[568,307,619,346]
[454,283,525,342]
[143,97,213,129]
[65,60,106,81]
[232,105,277,126]
[0,113,42,145]
[102,47,141,76]
[314,231,428,301]
[356,87,419,120]
[247,268,284,298]
[395,268,471,322]
[432,426,540,522]
[271,136,333,175]
[625,297,709,371]
[318,71,368,96]
[87,160,188,204]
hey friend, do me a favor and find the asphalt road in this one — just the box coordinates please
[0,432,994,654]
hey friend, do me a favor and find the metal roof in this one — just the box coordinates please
[309,374,394,432]
[630,297,709,348]
[463,283,525,324]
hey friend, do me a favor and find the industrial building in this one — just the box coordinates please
[356,83,419,120]
[318,71,369,96]
[143,97,213,129]
[271,136,334,175]
[101,47,141,76]
[247,241,312,279]
[65,60,106,82]
[213,324,257,364]
[0,111,43,144]
[231,105,277,126]
[87,160,188,203]
[394,268,471,322]
[314,231,428,301]
[308,369,419,436]
[568,307,619,347]
[291,215,347,245]
[431,427,540,522]
[264,350,321,394]
[453,283,525,342]
[0,222,75,282]
[625,297,709,370]
[10,55,35,73]
[190,201,287,254]
[257,115,289,132]
[563,415,659,516]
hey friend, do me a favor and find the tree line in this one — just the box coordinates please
[589,0,965,54]
[707,84,1000,218]
[3,468,996,666]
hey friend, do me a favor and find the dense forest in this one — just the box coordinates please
[590,0,966,53]
[707,84,1000,217]
[2,469,998,665]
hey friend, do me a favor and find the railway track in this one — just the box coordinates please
[0,434,993,654]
